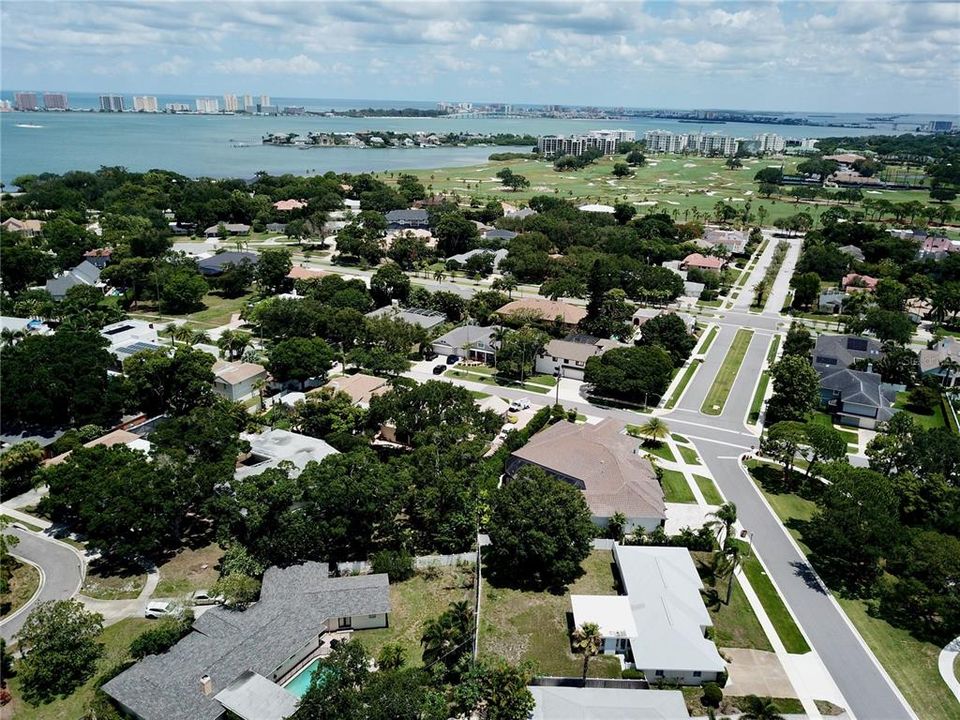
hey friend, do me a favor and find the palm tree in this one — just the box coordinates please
[752,278,768,308]
[939,357,960,390]
[572,622,603,686]
[637,418,670,447]
[707,502,738,546]
[0,328,25,347]
[433,269,445,284]
[714,542,743,604]
[493,274,519,299]
[739,695,785,720]
[187,329,211,347]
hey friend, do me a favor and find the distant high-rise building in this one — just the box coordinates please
[644,129,738,156]
[14,92,38,111]
[195,97,220,114]
[754,133,786,154]
[259,94,271,108]
[0,100,12,113]
[165,103,191,113]
[99,94,125,112]
[223,94,239,112]
[242,94,254,112]
[133,96,159,113]
[43,92,68,110]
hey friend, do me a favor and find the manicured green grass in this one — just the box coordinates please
[701,329,753,415]
[130,290,255,329]
[678,445,700,465]
[665,359,701,409]
[643,443,677,463]
[894,391,947,430]
[468,390,491,400]
[692,552,772,652]
[694,475,725,505]
[0,559,40,619]
[0,514,42,533]
[746,461,818,555]
[747,370,770,425]
[699,326,719,353]
[944,396,960,434]
[838,598,958,720]
[7,618,153,720]
[358,564,476,667]
[808,411,860,446]
[446,368,550,395]
[659,468,696,503]
[671,433,689,443]
[739,551,811,654]
[478,550,622,678]
[766,334,781,363]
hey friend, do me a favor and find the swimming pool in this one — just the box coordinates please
[283,659,328,698]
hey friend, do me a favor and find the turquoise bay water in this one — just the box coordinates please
[1,105,954,185]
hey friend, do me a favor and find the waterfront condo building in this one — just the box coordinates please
[196,97,220,114]
[223,94,240,112]
[133,96,159,113]
[43,92,68,110]
[259,94,271,108]
[14,91,38,111]
[754,133,786,154]
[99,94,125,112]
[644,129,739,156]
[538,129,632,157]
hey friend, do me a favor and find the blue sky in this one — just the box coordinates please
[3,1,959,113]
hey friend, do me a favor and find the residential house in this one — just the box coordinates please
[198,251,259,277]
[506,419,665,532]
[431,325,497,363]
[841,273,878,293]
[273,199,307,211]
[365,304,446,330]
[287,265,328,282]
[680,253,726,273]
[570,544,726,684]
[535,337,620,381]
[577,203,615,214]
[266,222,287,234]
[704,227,747,254]
[838,244,865,262]
[82,247,113,269]
[46,429,152,466]
[0,217,43,237]
[384,208,429,228]
[446,248,508,272]
[504,206,537,220]
[496,298,587,330]
[236,429,339,480]
[321,373,389,408]
[818,289,846,314]
[813,335,896,429]
[102,563,389,720]
[905,297,933,323]
[213,359,267,402]
[204,223,251,238]
[45,260,101,301]
[483,228,518,242]
[343,198,361,211]
[632,307,697,332]
[917,235,960,261]
[100,319,163,360]
[920,337,960,387]
[527,686,688,720]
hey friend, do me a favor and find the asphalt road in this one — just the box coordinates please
[0,529,84,643]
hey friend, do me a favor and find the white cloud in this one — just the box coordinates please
[153,55,190,76]
[213,54,322,76]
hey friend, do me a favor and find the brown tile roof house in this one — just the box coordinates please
[680,253,726,272]
[273,199,307,211]
[213,360,267,402]
[321,373,389,407]
[1,217,43,236]
[45,429,151,466]
[287,265,329,281]
[496,298,588,327]
[506,419,665,532]
[842,273,879,293]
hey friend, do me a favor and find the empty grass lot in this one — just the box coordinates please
[701,329,753,415]
[153,542,224,599]
[81,565,146,601]
[838,598,958,720]
[659,468,696,503]
[478,550,622,678]
[665,359,701,409]
[694,475,725,505]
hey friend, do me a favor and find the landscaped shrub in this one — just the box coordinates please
[701,682,723,707]
[621,668,645,680]
[129,617,189,660]
[371,549,415,582]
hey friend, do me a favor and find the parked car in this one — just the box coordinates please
[144,601,181,619]
[190,589,224,606]
[432,364,446,375]
[445,354,459,365]
[508,398,531,412]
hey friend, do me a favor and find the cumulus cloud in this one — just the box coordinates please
[213,54,322,76]
[153,55,190,76]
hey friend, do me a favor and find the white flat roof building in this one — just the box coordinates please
[236,429,339,480]
[528,686,688,720]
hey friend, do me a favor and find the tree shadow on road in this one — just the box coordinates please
[790,560,826,594]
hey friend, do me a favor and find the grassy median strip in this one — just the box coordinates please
[694,475,725,505]
[659,468,696,503]
[701,329,754,415]
[747,370,770,425]
[699,326,719,354]
[766,334,781,363]
[739,552,811,654]
[665,359,702,409]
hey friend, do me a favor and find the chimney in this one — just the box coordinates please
[200,675,213,696]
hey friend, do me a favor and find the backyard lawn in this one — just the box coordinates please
[358,563,476,666]
[893,391,947,431]
[6,618,153,720]
[701,329,753,415]
[478,550,622,678]
[659,468,696,504]
[838,598,958,720]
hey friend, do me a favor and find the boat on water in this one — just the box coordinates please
[15,123,43,129]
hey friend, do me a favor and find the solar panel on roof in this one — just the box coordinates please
[103,324,135,336]
[847,337,869,352]
[815,356,838,366]
[118,342,161,355]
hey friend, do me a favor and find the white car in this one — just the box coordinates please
[144,601,180,619]
[508,398,531,412]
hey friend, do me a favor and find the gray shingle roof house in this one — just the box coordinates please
[431,325,497,362]
[446,247,509,271]
[507,419,665,532]
[45,260,101,300]
[818,289,846,314]
[838,244,865,262]
[365,304,446,329]
[570,544,725,685]
[483,228,518,241]
[198,251,259,277]
[812,335,895,429]
[102,563,390,720]
[384,208,429,227]
[812,334,882,374]
[204,223,251,238]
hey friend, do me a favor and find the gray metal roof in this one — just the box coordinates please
[365,305,446,329]
[528,686,688,720]
[432,325,496,353]
[198,251,259,275]
[214,671,298,720]
[384,208,428,224]
[103,563,389,720]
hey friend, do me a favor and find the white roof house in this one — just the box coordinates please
[578,203,615,214]
[236,429,339,480]
[528,686,688,720]
[100,319,164,360]
[571,544,725,684]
